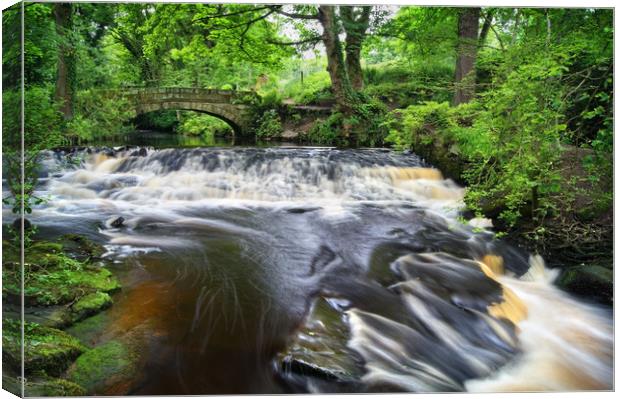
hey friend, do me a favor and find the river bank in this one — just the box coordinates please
[1,233,137,396]
[390,129,613,305]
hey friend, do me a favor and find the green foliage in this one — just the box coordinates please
[2,238,120,307]
[134,110,179,131]
[307,113,345,146]
[388,95,565,226]
[383,7,612,232]
[255,109,283,139]
[176,112,232,139]
[308,95,388,147]
[2,86,65,150]
[363,62,453,107]
[2,87,64,236]
[281,68,333,105]
[66,89,136,144]
[3,3,58,88]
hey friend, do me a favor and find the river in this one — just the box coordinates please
[9,134,613,394]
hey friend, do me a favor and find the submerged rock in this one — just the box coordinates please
[58,233,105,260]
[65,312,110,348]
[67,340,140,395]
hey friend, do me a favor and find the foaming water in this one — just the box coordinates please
[465,257,613,392]
[10,146,612,394]
[42,148,462,208]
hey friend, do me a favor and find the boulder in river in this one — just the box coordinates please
[277,297,364,392]
[107,216,125,229]
[557,264,613,304]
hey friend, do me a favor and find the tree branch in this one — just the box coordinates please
[265,36,321,46]
[193,5,271,23]
[269,6,319,20]
[208,10,274,32]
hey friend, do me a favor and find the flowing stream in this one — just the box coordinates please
[11,145,613,394]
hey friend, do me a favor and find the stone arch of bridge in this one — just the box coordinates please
[136,101,246,135]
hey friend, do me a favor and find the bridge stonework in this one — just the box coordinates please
[118,87,258,135]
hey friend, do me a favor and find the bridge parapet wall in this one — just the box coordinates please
[120,87,259,105]
[102,87,261,135]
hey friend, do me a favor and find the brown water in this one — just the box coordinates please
[15,146,613,394]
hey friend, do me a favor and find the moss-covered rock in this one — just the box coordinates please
[557,264,613,304]
[65,312,109,348]
[2,238,120,307]
[2,374,86,397]
[71,292,113,321]
[67,340,139,394]
[25,377,86,397]
[2,319,86,376]
[85,267,121,293]
[59,233,105,260]
[24,305,74,329]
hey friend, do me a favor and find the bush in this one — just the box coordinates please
[307,95,388,147]
[306,113,344,146]
[2,86,64,225]
[2,86,64,150]
[282,70,333,105]
[387,94,565,227]
[255,109,283,139]
[176,112,232,138]
[66,89,136,144]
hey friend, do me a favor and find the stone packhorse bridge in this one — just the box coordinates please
[116,87,259,135]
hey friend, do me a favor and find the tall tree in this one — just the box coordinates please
[317,5,355,114]
[340,6,372,91]
[54,2,75,119]
[478,9,494,46]
[453,7,480,105]
[109,3,161,84]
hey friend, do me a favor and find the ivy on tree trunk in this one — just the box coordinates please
[341,6,371,91]
[318,5,356,117]
[453,7,480,106]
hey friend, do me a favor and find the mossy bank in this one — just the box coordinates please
[1,233,123,396]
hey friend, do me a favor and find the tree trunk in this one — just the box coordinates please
[453,7,480,106]
[54,3,74,119]
[478,9,494,47]
[341,6,371,91]
[318,5,354,115]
